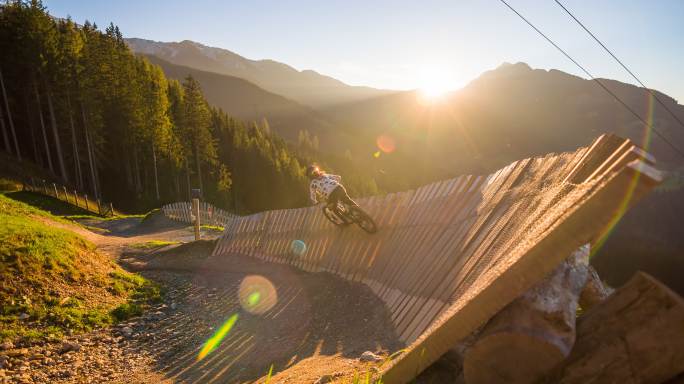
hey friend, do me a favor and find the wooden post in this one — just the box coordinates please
[52,183,59,199]
[74,190,79,207]
[193,198,200,241]
[97,199,102,215]
[109,202,114,217]
[42,180,48,195]
[84,194,89,211]
[63,186,69,203]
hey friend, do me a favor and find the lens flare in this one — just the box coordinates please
[376,135,396,153]
[591,92,656,257]
[291,239,307,256]
[239,275,277,315]
[197,313,238,361]
[373,151,381,158]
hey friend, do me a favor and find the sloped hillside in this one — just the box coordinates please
[0,194,158,343]
[143,54,342,145]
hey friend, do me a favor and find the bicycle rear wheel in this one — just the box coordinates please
[349,206,378,234]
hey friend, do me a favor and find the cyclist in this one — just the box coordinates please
[307,164,355,214]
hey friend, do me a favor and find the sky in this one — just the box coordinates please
[44,0,684,102]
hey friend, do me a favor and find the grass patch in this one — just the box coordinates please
[201,224,225,232]
[141,208,160,222]
[0,177,22,192]
[0,194,162,343]
[129,240,180,249]
[4,191,93,217]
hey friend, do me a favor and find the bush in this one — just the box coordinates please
[111,303,143,321]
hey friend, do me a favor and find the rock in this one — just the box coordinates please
[121,327,133,338]
[314,375,334,384]
[170,303,177,310]
[59,342,81,354]
[6,348,29,357]
[578,265,611,311]
[0,342,13,351]
[18,313,29,320]
[0,355,8,368]
[359,351,383,363]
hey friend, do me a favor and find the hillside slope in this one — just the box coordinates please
[0,194,159,343]
[143,54,349,147]
[127,38,392,107]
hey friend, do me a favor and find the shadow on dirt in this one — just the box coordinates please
[123,244,404,384]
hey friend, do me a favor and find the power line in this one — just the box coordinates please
[497,0,684,159]
[554,0,684,131]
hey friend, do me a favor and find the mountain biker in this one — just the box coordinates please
[307,164,355,214]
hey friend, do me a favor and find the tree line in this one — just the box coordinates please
[0,0,319,213]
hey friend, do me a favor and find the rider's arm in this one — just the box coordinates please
[329,174,342,182]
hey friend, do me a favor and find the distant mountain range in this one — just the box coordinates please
[126,38,392,107]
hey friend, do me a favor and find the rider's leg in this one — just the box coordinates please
[328,187,351,221]
[337,186,355,206]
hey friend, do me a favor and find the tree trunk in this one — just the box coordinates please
[24,93,41,165]
[81,102,98,199]
[152,144,160,200]
[0,93,11,154]
[185,158,191,200]
[34,80,54,173]
[133,147,142,194]
[44,79,68,182]
[463,244,590,384]
[67,94,83,190]
[194,143,203,194]
[0,68,21,161]
[124,151,133,189]
[545,272,684,384]
[174,173,180,201]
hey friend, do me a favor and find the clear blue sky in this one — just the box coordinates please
[44,0,684,102]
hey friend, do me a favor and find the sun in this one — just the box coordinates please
[417,63,457,101]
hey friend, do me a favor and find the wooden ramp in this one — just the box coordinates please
[210,134,662,383]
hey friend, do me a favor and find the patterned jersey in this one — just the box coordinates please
[309,174,342,204]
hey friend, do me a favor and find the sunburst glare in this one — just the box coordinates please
[417,62,458,101]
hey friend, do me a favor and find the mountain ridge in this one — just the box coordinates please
[126,37,394,107]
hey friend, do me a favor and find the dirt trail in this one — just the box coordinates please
[7,213,404,383]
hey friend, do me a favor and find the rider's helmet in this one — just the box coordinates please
[306,164,321,180]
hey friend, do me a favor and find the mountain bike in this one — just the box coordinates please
[322,200,377,234]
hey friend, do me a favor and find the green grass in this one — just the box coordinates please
[129,240,180,249]
[0,177,22,192]
[201,224,225,231]
[141,208,160,222]
[0,193,162,343]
